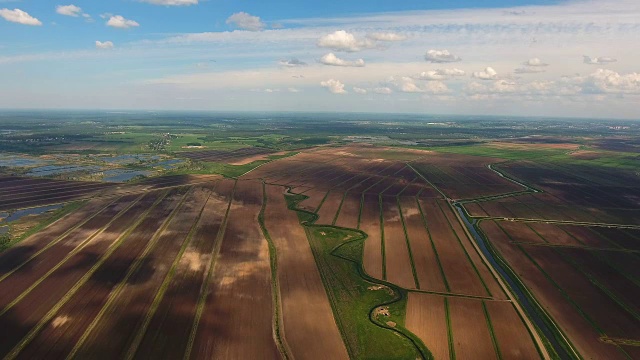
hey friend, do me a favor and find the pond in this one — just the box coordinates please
[102,169,153,182]
[26,165,102,177]
[0,204,64,224]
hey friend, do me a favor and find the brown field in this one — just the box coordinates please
[411,153,523,199]
[448,297,498,359]
[405,293,450,360]
[189,180,280,359]
[484,301,541,360]
[361,194,383,279]
[133,180,235,360]
[67,187,212,359]
[6,143,633,360]
[480,220,636,359]
[315,191,345,225]
[381,196,416,289]
[263,184,349,359]
[0,190,164,356]
[334,191,362,229]
[398,197,446,292]
[419,198,489,297]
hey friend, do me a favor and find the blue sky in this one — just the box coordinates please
[1,0,639,118]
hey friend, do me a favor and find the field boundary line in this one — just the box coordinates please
[416,198,450,292]
[0,193,148,316]
[3,191,168,360]
[448,206,555,359]
[444,298,456,360]
[396,197,420,289]
[182,180,237,360]
[408,289,500,301]
[0,197,120,284]
[482,301,503,360]
[67,187,193,360]
[258,183,293,359]
[123,188,212,360]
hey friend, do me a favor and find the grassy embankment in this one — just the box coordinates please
[283,192,432,360]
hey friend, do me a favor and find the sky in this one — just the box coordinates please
[0,0,639,119]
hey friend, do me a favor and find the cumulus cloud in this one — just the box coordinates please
[319,53,365,67]
[424,49,461,63]
[139,0,198,5]
[514,67,546,74]
[583,55,617,65]
[374,87,393,94]
[579,69,640,94]
[353,87,367,94]
[320,79,346,94]
[472,67,499,80]
[226,12,265,31]
[524,57,548,67]
[317,30,375,52]
[0,8,42,26]
[106,15,139,28]
[56,5,82,17]
[366,32,407,42]
[278,58,307,67]
[396,77,450,94]
[414,68,465,80]
[95,40,114,49]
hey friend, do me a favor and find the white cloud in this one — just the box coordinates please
[317,30,375,52]
[579,69,640,94]
[226,12,265,31]
[287,87,300,93]
[395,77,450,94]
[472,67,499,80]
[414,68,465,80]
[425,49,461,63]
[374,87,393,94]
[279,58,307,67]
[583,55,617,65]
[353,87,367,94]
[106,15,139,29]
[514,67,546,74]
[320,79,346,94]
[95,41,114,50]
[56,5,82,17]
[320,53,365,67]
[0,8,42,26]
[139,0,198,5]
[524,58,548,67]
[366,32,407,42]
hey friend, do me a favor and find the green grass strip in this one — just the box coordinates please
[183,181,237,360]
[0,198,119,283]
[444,298,456,360]
[415,198,451,292]
[258,183,291,359]
[482,301,503,360]
[68,188,193,360]
[396,197,420,289]
[123,189,211,360]
[5,191,168,360]
[0,193,148,317]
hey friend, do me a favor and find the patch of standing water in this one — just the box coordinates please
[100,154,161,165]
[102,169,152,182]
[153,159,184,169]
[0,204,63,225]
[0,226,8,235]
[0,156,48,168]
[27,165,102,177]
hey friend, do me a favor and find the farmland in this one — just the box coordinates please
[0,112,639,359]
